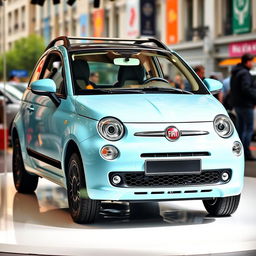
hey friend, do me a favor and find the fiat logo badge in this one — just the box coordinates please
[165,126,180,141]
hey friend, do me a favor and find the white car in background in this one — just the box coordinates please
[0,83,24,143]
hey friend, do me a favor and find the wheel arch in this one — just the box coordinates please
[63,139,83,178]
[12,126,19,143]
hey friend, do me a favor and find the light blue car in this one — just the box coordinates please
[12,36,244,223]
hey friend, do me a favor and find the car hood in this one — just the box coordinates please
[75,94,227,123]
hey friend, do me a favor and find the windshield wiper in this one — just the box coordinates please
[79,87,193,95]
[79,88,144,95]
[108,89,145,94]
[141,87,193,94]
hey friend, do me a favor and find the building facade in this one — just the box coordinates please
[1,0,256,76]
[0,0,36,52]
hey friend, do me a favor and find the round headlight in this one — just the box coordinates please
[98,117,124,141]
[213,115,234,138]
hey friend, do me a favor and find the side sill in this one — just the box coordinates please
[27,148,62,169]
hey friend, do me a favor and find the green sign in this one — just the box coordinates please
[233,0,251,34]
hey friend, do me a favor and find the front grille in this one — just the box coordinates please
[109,169,231,188]
[141,152,210,158]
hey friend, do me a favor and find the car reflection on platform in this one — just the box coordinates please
[12,185,215,231]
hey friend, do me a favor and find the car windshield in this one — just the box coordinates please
[70,50,209,95]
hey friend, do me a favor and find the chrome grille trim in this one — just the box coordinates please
[134,130,209,137]
[134,131,164,137]
[181,131,209,136]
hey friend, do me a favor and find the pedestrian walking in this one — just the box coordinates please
[230,53,256,161]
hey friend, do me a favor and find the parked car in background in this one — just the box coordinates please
[12,36,244,224]
[0,83,23,142]
[8,82,27,93]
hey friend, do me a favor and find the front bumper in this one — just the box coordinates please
[79,121,244,201]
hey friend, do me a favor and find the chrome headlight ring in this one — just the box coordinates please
[97,117,125,141]
[213,114,234,138]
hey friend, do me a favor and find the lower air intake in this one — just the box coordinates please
[109,169,231,188]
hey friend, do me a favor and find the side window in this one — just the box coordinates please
[29,56,47,86]
[40,53,65,96]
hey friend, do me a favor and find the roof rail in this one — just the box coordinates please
[45,36,169,51]
[45,36,71,50]
[143,37,170,51]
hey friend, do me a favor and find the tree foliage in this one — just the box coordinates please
[0,34,45,80]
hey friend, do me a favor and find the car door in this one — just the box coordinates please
[24,51,67,178]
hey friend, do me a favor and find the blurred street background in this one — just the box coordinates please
[0,0,256,173]
[0,0,256,78]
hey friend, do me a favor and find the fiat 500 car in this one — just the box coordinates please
[12,36,244,224]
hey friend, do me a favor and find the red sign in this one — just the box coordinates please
[127,0,139,37]
[165,126,180,141]
[229,40,256,57]
[93,9,104,38]
[166,0,178,45]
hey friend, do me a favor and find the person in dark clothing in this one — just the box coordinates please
[194,65,205,80]
[230,53,256,161]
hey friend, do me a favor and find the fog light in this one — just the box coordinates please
[232,141,242,156]
[100,145,119,160]
[221,172,229,181]
[112,175,121,185]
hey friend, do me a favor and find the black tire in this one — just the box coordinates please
[203,194,241,216]
[12,137,38,193]
[67,153,101,224]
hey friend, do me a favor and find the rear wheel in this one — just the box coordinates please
[67,153,101,224]
[12,137,38,193]
[203,194,241,216]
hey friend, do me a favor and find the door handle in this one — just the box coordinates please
[27,106,34,112]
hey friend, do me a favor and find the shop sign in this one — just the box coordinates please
[10,70,28,78]
[43,17,51,45]
[229,40,256,57]
[140,0,156,36]
[127,0,140,37]
[166,0,178,45]
[80,14,88,37]
[93,9,104,38]
[232,0,251,34]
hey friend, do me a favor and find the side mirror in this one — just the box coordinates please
[31,78,57,94]
[203,78,223,95]
[31,79,60,106]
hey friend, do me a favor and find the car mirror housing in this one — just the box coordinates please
[31,79,57,94]
[203,78,223,95]
[31,79,60,107]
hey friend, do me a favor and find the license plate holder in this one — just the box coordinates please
[145,159,201,176]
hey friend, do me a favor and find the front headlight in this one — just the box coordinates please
[97,117,124,141]
[213,114,234,138]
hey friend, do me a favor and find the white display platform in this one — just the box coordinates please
[0,173,256,256]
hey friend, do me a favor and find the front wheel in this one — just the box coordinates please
[12,137,38,193]
[67,153,101,224]
[203,194,241,216]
